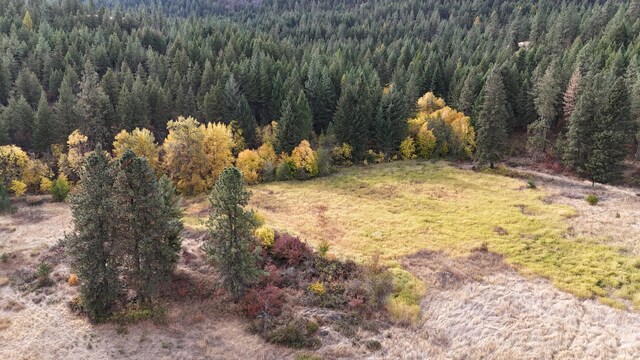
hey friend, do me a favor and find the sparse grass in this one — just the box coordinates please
[184,161,640,309]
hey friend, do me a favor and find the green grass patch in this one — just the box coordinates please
[184,160,640,310]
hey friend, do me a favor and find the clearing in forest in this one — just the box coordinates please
[227,161,640,309]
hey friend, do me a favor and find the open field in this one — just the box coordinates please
[242,161,640,308]
[2,160,640,359]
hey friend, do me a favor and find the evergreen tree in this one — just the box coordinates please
[374,85,409,157]
[33,92,57,152]
[0,60,9,106]
[235,95,258,147]
[205,167,263,300]
[66,148,121,322]
[77,60,114,145]
[101,68,120,109]
[563,68,582,122]
[2,96,35,149]
[587,77,633,184]
[564,73,600,175]
[305,62,336,134]
[528,62,561,159]
[117,85,136,130]
[476,69,508,168]
[332,72,373,160]
[15,68,43,109]
[56,75,81,139]
[113,150,182,304]
[275,89,313,154]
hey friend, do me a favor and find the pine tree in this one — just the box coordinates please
[15,68,43,109]
[117,85,136,130]
[101,68,121,109]
[563,68,582,122]
[66,147,121,322]
[0,60,9,106]
[56,75,81,140]
[305,62,336,134]
[587,77,633,184]
[476,68,508,168]
[113,150,182,304]
[374,85,409,157]
[206,167,263,300]
[33,92,58,152]
[235,95,258,147]
[275,89,313,154]
[2,96,35,149]
[332,72,373,160]
[564,73,600,175]
[528,62,561,159]
[77,60,114,145]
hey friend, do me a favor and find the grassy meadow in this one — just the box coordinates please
[185,161,640,310]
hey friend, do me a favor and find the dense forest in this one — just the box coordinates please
[0,0,639,190]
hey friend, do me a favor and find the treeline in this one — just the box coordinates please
[0,0,639,184]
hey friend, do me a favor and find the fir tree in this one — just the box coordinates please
[66,147,121,322]
[0,60,9,106]
[564,73,600,175]
[374,85,409,157]
[476,68,508,168]
[77,60,114,145]
[33,92,57,152]
[206,167,263,300]
[56,75,81,139]
[275,89,313,154]
[332,72,373,160]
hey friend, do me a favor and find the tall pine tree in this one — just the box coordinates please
[66,147,121,322]
[476,68,508,168]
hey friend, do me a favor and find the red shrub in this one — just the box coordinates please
[271,234,311,266]
[263,263,282,286]
[240,285,285,318]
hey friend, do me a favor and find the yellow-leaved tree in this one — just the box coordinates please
[202,122,235,187]
[163,117,235,195]
[113,128,160,171]
[406,92,475,159]
[58,130,90,182]
[163,117,208,195]
[236,149,263,184]
[0,145,30,187]
[291,140,318,176]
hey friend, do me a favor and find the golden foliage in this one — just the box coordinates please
[416,92,446,114]
[0,145,30,186]
[308,281,326,296]
[257,143,277,165]
[163,117,208,195]
[416,125,437,159]
[331,143,353,166]
[10,180,27,196]
[254,226,275,247]
[163,117,234,195]
[58,130,90,181]
[39,177,53,193]
[399,137,416,160]
[113,128,160,171]
[203,122,234,185]
[237,149,263,184]
[407,93,475,158]
[292,140,318,175]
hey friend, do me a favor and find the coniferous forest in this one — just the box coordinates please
[0,0,639,189]
[3,1,640,357]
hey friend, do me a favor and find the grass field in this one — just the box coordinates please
[202,160,640,310]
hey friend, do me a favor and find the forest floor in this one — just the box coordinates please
[2,160,640,359]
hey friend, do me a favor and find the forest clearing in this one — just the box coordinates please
[2,161,640,359]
